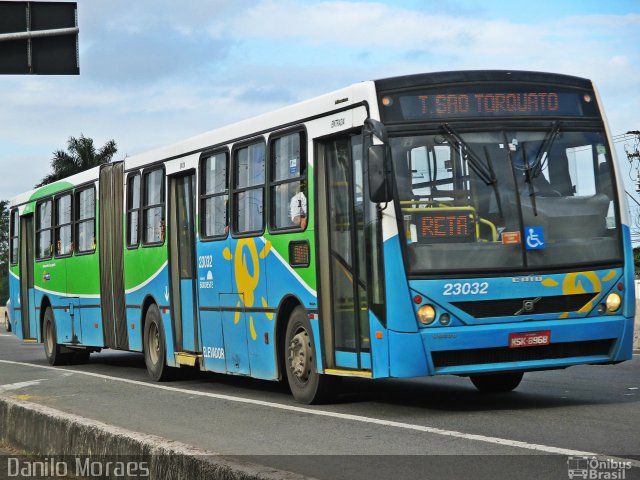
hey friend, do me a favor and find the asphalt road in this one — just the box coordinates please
[0,332,638,480]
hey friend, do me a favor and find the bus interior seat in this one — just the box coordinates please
[548,148,574,196]
[522,193,610,238]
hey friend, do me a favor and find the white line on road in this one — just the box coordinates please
[0,379,45,393]
[0,359,638,467]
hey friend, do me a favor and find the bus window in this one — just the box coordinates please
[233,141,265,235]
[566,144,597,196]
[201,151,228,238]
[36,200,53,260]
[142,169,165,245]
[55,194,73,256]
[9,208,18,265]
[127,173,141,247]
[270,132,306,231]
[408,145,455,201]
[75,187,96,253]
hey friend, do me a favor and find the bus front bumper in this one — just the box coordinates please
[388,315,634,377]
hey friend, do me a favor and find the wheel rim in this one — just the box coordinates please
[45,320,53,356]
[148,322,160,365]
[288,327,312,384]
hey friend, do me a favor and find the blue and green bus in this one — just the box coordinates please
[8,71,635,403]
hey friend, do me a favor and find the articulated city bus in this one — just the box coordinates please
[7,71,635,403]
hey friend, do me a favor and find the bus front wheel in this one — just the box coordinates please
[144,304,172,382]
[284,306,335,404]
[470,372,524,393]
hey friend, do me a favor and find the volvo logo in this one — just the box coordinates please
[515,297,542,315]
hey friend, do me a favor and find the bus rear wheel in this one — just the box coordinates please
[470,372,524,393]
[43,307,71,366]
[284,306,335,404]
[144,304,172,381]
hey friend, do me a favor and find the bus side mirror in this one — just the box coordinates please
[368,145,391,203]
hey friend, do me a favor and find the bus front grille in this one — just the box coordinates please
[450,293,597,318]
[431,339,615,368]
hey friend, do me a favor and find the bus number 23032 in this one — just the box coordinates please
[198,255,213,268]
[443,282,489,296]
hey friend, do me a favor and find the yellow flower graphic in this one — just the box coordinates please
[223,238,272,340]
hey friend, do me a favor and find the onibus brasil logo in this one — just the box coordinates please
[567,456,632,479]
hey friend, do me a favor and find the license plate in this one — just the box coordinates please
[508,330,551,348]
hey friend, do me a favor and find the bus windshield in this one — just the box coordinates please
[390,127,622,274]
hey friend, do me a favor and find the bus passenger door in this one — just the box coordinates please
[168,173,200,354]
[19,215,36,340]
[317,135,375,373]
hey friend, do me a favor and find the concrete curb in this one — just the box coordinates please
[0,396,315,480]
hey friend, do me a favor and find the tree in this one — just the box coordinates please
[634,247,640,277]
[0,200,9,304]
[36,134,118,187]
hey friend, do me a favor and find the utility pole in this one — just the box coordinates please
[626,131,640,191]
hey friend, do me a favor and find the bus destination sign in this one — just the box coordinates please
[380,85,598,122]
[416,211,475,243]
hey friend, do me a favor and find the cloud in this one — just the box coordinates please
[0,0,638,199]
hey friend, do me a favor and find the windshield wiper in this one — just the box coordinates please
[531,121,561,178]
[520,140,538,216]
[441,123,503,217]
[441,124,493,185]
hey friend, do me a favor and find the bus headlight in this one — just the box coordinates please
[605,293,621,312]
[417,305,436,325]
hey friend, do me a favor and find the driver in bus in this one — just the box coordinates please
[290,179,307,229]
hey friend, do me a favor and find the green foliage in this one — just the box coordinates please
[0,200,8,304]
[36,134,118,187]
[634,247,640,276]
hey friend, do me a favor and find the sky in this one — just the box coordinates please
[1,0,639,210]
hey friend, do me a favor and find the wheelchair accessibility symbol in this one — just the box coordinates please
[525,227,545,250]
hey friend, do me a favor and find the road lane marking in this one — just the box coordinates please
[0,359,638,466]
[0,379,46,393]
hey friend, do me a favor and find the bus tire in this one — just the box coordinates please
[144,304,172,382]
[284,306,334,404]
[470,372,524,393]
[43,307,71,366]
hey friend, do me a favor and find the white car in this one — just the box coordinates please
[4,299,11,332]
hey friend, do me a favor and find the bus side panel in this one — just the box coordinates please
[124,263,175,365]
[126,307,143,352]
[8,270,21,337]
[383,236,418,334]
[388,330,429,377]
[199,310,226,373]
[616,224,635,361]
[66,252,102,347]
[123,236,172,360]
[369,312,390,379]
[621,225,636,321]
[162,306,176,367]
[195,237,231,373]
[262,235,320,378]
[36,259,78,343]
